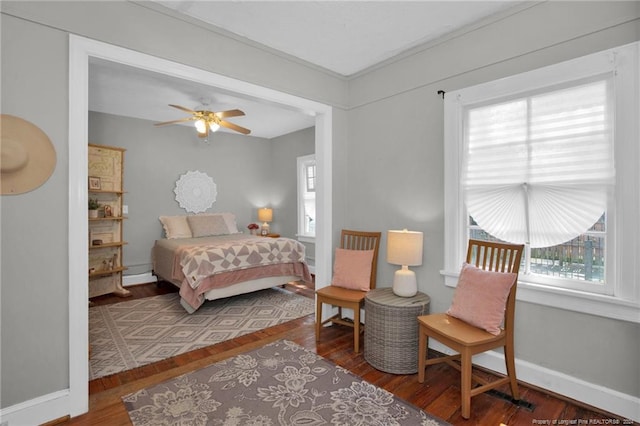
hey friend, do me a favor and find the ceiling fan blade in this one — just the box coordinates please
[220,120,251,135]
[154,117,194,126]
[169,104,196,114]
[215,109,245,119]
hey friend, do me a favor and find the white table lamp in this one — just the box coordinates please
[258,207,273,236]
[387,229,423,297]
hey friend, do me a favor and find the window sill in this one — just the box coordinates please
[297,235,316,244]
[442,270,639,324]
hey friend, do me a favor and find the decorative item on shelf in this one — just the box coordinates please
[258,208,273,236]
[387,229,424,297]
[88,176,101,190]
[104,205,112,217]
[88,198,100,219]
[92,239,103,246]
[247,223,259,235]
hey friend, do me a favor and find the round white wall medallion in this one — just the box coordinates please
[174,170,217,213]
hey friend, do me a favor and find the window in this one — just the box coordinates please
[297,154,316,241]
[443,42,639,322]
[463,77,614,295]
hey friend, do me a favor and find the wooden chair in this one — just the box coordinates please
[315,229,381,353]
[417,239,524,419]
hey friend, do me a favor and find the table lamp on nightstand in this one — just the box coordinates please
[258,207,273,236]
[387,229,423,297]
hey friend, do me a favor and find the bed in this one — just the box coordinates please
[152,213,312,313]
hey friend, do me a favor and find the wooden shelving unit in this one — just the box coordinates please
[88,144,131,298]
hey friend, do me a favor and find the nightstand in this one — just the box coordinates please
[364,287,430,374]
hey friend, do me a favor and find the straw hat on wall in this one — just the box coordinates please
[1,114,56,195]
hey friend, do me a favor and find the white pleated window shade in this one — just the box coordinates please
[462,78,615,248]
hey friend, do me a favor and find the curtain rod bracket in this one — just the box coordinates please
[437,90,446,99]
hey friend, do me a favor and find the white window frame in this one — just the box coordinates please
[443,42,640,323]
[297,154,316,243]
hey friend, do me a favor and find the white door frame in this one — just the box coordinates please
[68,35,333,415]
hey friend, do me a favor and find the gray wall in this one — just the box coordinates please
[270,127,316,259]
[344,1,640,400]
[1,0,639,418]
[88,112,314,275]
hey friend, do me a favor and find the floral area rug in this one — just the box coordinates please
[122,339,450,426]
[90,287,314,380]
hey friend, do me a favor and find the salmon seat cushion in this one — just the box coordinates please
[447,263,517,335]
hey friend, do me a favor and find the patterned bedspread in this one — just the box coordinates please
[179,236,306,291]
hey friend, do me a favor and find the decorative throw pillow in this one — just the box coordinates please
[447,263,517,335]
[159,215,192,239]
[196,213,240,234]
[187,214,230,237]
[330,248,374,292]
[219,212,240,234]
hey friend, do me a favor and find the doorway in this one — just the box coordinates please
[68,35,333,416]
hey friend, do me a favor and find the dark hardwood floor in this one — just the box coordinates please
[60,281,634,425]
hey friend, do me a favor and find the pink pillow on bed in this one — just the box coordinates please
[199,212,240,234]
[330,248,374,292]
[447,263,517,335]
[187,215,231,237]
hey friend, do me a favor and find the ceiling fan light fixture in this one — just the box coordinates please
[156,104,250,137]
[194,119,207,134]
[209,121,221,132]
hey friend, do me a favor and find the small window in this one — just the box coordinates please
[297,154,316,240]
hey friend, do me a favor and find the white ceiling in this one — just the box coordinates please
[152,0,522,76]
[89,58,316,139]
[90,1,523,139]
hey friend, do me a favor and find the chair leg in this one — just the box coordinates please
[418,326,428,383]
[315,299,322,342]
[504,343,520,400]
[460,350,472,419]
[353,306,360,353]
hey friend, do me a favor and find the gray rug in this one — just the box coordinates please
[123,339,450,426]
[89,288,314,380]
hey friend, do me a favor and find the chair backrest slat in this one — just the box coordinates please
[467,239,522,274]
[340,229,382,290]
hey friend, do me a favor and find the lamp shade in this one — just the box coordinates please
[387,229,423,266]
[258,208,273,223]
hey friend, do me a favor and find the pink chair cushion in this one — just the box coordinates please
[447,263,517,335]
[331,248,374,291]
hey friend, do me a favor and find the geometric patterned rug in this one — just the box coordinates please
[89,287,315,380]
[122,339,451,426]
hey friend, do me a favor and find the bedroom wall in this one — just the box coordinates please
[88,111,293,276]
[88,113,314,275]
[270,127,316,259]
[344,0,640,406]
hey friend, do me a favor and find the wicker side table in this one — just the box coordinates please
[364,288,430,374]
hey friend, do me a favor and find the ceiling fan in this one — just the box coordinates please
[154,103,251,138]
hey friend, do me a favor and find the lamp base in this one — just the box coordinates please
[261,223,270,236]
[392,267,417,297]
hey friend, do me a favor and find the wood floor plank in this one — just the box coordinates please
[62,281,635,426]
